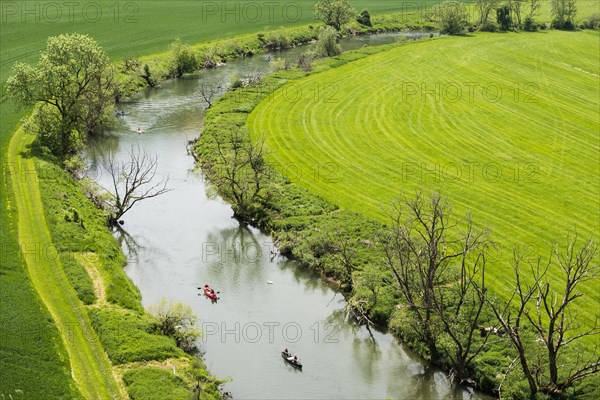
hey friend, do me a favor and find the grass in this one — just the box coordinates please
[7,127,121,399]
[0,0,430,84]
[247,31,600,329]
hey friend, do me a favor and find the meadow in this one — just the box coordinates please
[247,31,600,327]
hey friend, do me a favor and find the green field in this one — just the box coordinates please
[248,31,600,325]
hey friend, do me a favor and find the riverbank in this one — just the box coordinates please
[7,129,224,398]
[0,10,433,397]
[193,32,600,399]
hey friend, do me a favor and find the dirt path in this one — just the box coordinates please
[8,127,121,399]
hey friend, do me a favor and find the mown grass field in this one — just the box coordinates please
[248,31,600,330]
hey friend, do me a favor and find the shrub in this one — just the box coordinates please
[312,26,343,58]
[146,298,202,353]
[436,1,469,35]
[523,15,537,31]
[479,20,498,32]
[199,46,222,68]
[357,9,372,26]
[270,57,290,71]
[264,30,290,50]
[167,38,198,77]
[297,53,313,71]
[496,5,512,31]
[581,14,599,29]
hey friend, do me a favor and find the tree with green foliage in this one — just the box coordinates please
[551,0,577,29]
[167,38,199,78]
[497,5,513,30]
[147,298,202,353]
[315,0,356,31]
[7,33,116,158]
[357,9,372,26]
[436,1,469,35]
[312,26,343,58]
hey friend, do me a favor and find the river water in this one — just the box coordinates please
[85,33,492,399]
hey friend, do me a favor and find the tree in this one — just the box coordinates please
[167,38,198,78]
[436,1,469,35]
[551,0,577,29]
[497,5,513,30]
[528,0,542,17]
[509,0,524,28]
[381,192,490,374]
[7,33,117,158]
[102,145,171,224]
[483,235,600,396]
[356,9,372,26]
[147,298,201,352]
[312,26,343,58]
[206,127,269,220]
[315,0,356,31]
[199,83,223,109]
[477,0,500,25]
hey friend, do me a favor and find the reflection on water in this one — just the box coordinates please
[84,33,491,400]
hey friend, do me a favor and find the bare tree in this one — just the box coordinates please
[206,127,269,220]
[528,0,541,18]
[483,235,600,396]
[199,83,222,109]
[381,192,489,373]
[477,0,499,25]
[102,145,170,224]
[509,0,524,27]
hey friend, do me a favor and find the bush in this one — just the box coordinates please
[297,53,313,71]
[167,38,198,77]
[436,1,469,35]
[581,14,599,29]
[357,9,372,26]
[270,57,290,71]
[264,30,290,50]
[146,298,202,353]
[479,20,498,32]
[311,26,342,58]
[496,5,512,31]
[552,19,576,30]
[523,15,537,31]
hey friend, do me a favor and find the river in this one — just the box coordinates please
[85,33,492,400]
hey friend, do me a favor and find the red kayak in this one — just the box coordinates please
[204,287,218,300]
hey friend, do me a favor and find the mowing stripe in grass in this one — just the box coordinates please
[248,31,600,336]
[8,127,121,400]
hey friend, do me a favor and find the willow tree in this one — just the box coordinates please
[7,33,117,158]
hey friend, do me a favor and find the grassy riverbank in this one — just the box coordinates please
[0,4,427,395]
[196,30,600,398]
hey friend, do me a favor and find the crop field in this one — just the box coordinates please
[248,31,600,328]
[0,0,426,82]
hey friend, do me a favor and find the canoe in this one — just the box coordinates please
[204,288,218,300]
[281,351,302,369]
